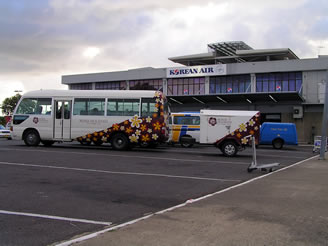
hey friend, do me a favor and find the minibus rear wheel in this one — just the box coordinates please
[111,133,129,150]
[24,130,41,146]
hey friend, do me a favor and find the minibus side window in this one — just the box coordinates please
[107,99,139,116]
[16,98,52,115]
[141,98,156,117]
[73,98,105,116]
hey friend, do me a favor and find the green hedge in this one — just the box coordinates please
[0,116,6,126]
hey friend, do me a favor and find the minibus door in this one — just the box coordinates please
[54,100,72,140]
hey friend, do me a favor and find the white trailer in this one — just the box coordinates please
[199,109,261,156]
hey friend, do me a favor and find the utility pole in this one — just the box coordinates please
[319,69,328,160]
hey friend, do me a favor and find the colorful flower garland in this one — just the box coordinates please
[77,91,167,145]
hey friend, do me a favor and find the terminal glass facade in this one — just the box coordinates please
[167,77,205,96]
[209,75,251,94]
[95,81,126,90]
[256,72,302,93]
[69,83,92,90]
[129,79,162,90]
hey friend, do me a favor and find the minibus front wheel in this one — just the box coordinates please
[23,129,41,146]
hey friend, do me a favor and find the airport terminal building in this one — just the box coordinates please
[62,41,328,143]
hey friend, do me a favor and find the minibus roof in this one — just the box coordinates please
[21,89,159,98]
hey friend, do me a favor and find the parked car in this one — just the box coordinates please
[260,122,298,149]
[0,124,12,140]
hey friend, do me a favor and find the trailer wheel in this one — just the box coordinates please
[221,141,238,157]
[272,138,284,149]
[24,130,40,146]
[111,133,129,150]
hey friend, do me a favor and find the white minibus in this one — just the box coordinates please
[12,90,169,150]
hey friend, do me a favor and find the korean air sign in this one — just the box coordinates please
[166,64,226,78]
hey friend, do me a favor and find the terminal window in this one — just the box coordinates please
[69,83,92,90]
[129,79,162,90]
[95,81,126,90]
[167,77,205,96]
[256,72,302,93]
[209,75,251,94]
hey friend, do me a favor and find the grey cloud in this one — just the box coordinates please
[0,0,328,79]
[0,4,155,74]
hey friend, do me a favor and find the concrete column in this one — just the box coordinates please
[319,70,328,159]
[126,80,129,90]
[162,78,167,95]
[92,82,96,90]
[251,73,256,93]
[205,76,210,95]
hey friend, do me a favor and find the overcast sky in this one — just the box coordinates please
[1,0,328,111]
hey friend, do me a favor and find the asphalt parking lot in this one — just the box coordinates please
[0,139,316,246]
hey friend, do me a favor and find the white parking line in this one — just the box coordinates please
[55,154,319,246]
[162,148,313,158]
[0,210,111,225]
[0,161,241,182]
[0,147,250,165]
[161,148,307,159]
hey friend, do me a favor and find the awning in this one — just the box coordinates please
[167,92,304,105]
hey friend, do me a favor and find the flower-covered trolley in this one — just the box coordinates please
[199,110,260,157]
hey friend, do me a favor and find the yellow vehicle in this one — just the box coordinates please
[169,112,200,147]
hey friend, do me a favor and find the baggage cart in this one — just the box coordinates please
[313,136,328,153]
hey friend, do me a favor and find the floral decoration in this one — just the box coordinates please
[215,113,261,146]
[77,91,168,145]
